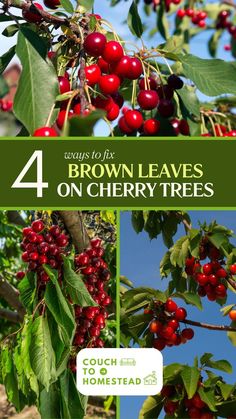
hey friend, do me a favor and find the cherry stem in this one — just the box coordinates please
[181,318,236,332]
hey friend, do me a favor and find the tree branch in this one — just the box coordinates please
[0,307,21,323]
[6,211,26,227]
[0,275,25,321]
[59,211,90,252]
[181,318,236,332]
[227,277,236,291]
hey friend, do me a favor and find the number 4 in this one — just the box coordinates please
[12,150,49,198]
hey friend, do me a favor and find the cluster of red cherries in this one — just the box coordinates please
[144,0,182,13]
[146,298,194,351]
[177,8,207,28]
[202,123,236,138]
[30,28,188,137]
[161,384,215,418]
[216,10,236,39]
[185,238,228,302]
[17,219,68,283]
[69,238,112,372]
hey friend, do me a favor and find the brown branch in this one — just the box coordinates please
[227,277,236,291]
[59,211,90,252]
[181,318,236,332]
[0,275,25,321]
[6,211,26,227]
[0,307,21,323]
[222,0,236,9]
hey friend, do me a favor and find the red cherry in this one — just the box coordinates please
[56,234,68,247]
[74,335,85,346]
[111,92,124,108]
[186,8,194,17]
[99,74,120,95]
[230,264,236,275]
[143,119,160,135]
[226,130,236,137]
[23,227,33,237]
[167,319,179,331]
[139,77,158,90]
[22,2,43,23]
[84,32,107,57]
[91,238,102,248]
[128,57,143,80]
[182,328,194,340]
[153,338,166,350]
[208,274,219,286]
[73,103,81,115]
[94,314,105,327]
[161,326,174,339]
[31,219,44,233]
[40,271,50,282]
[33,127,58,137]
[95,338,104,347]
[118,116,133,134]
[89,326,100,337]
[22,252,29,262]
[179,119,190,135]
[177,9,186,18]
[198,286,207,297]
[157,85,174,100]
[188,407,201,419]
[196,273,208,286]
[29,251,39,261]
[161,385,175,398]
[102,41,123,63]
[38,254,48,264]
[85,64,101,86]
[149,320,162,334]
[192,393,206,409]
[107,103,120,121]
[165,298,177,313]
[164,400,178,415]
[28,232,38,243]
[175,307,187,321]
[49,225,61,238]
[112,56,131,78]
[124,110,143,130]
[216,268,227,278]
[167,74,184,90]
[203,263,212,275]
[75,252,90,266]
[97,57,109,73]
[215,284,227,295]
[137,90,159,110]
[102,296,112,306]
[43,0,60,9]
[158,99,175,117]
[200,413,214,419]
[16,271,25,280]
[58,76,70,94]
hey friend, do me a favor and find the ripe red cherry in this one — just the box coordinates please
[58,76,70,94]
[84,32,107,57]
[118,116,133,134]
[208,274,218,286]
[149,320,162,333]
[38,254,48,264]
[74,335,85,346]
[128,57,143,80]
[177,9,186,18]
[200,413,214,419]
[230,264,236,275]
[161,385,175,398]
[137,90,159,110]
[215,284,226,295]
[91,238,102,248]
[112,56,131,78]
[182,328,194,340]
[29,251,39,261]
[175,307,187,321]
[139,77,158,90]
[164,400,178,415]
[158,99,175,118]
[179,119,190,135]
[33,127,58,137]
[161,326,174,339]
[111,92,124,108]
[94,314,105,327]
[85,64,101,86]
[99,74,120,95]
[124,110,143,130]
[49,225,61,237]
[153,338,166,350]
[157,85,174,100]
[89,326,100,337]
[75,253,90,266]
[102,41,123,63]
[102,296,112,306]
[28,232,38,243]
[226,130,236,137]
[31,219,44,233]
[192,393,206,409]
[73,103,81,115]
[167,319,179,331]
[188,407,201,419]
[97,57,109,73]
[23,227,33,236]
[22,2,43,23]
[22,252,29,262]
[168,74,184,90]
[43,0,60,9]
[107,103,120,121]
[143,119,160,135]
[16,271,25,280]
[216,268,227,278]
[165,298,177,313]
[56,234,68,247]
[203,263,212,275]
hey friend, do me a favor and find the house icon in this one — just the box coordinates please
[143,371,158,385]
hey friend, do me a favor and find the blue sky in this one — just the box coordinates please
[120,211,236,419]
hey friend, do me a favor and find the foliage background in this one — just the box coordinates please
[120,210,236,419]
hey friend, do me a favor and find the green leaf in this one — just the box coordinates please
[1,345,20,410]
[127,1,143,38]
[189,229,201,259]
[0,75,9,98]
[221,304,235,316]
[227,320,236,346]
[218,383,234,401]
[179,54,236,96]
[21,317,39,396]
[177,85,200,118]
[78,0,94,11]
[2,24,19,37]
[216,399,236,417]
[131,211,144,233]
[30,316,56,391]
[60,0,74,13]
[0,46,15,75]
[18,271,37,311]
[139,394,163,419]
[208,30,223,58]
[68,111,105,136]
[40,383,61,419]
[44,269,76,346]
[60,369,87,419]
[170,236,189,267]
[14,29,59,134]
[181,366,200,399]
[208,232,227,249]
[174,292,202,310]
[163,363,183,381]
[144,211,161,240]
[205,358,232,373]
[63,256,97,306]
[157,1,169,40]
[198,387,217,412]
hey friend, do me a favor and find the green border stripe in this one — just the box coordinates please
[116,210,121,419]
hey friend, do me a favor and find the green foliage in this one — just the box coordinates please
[127,1,144,38]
